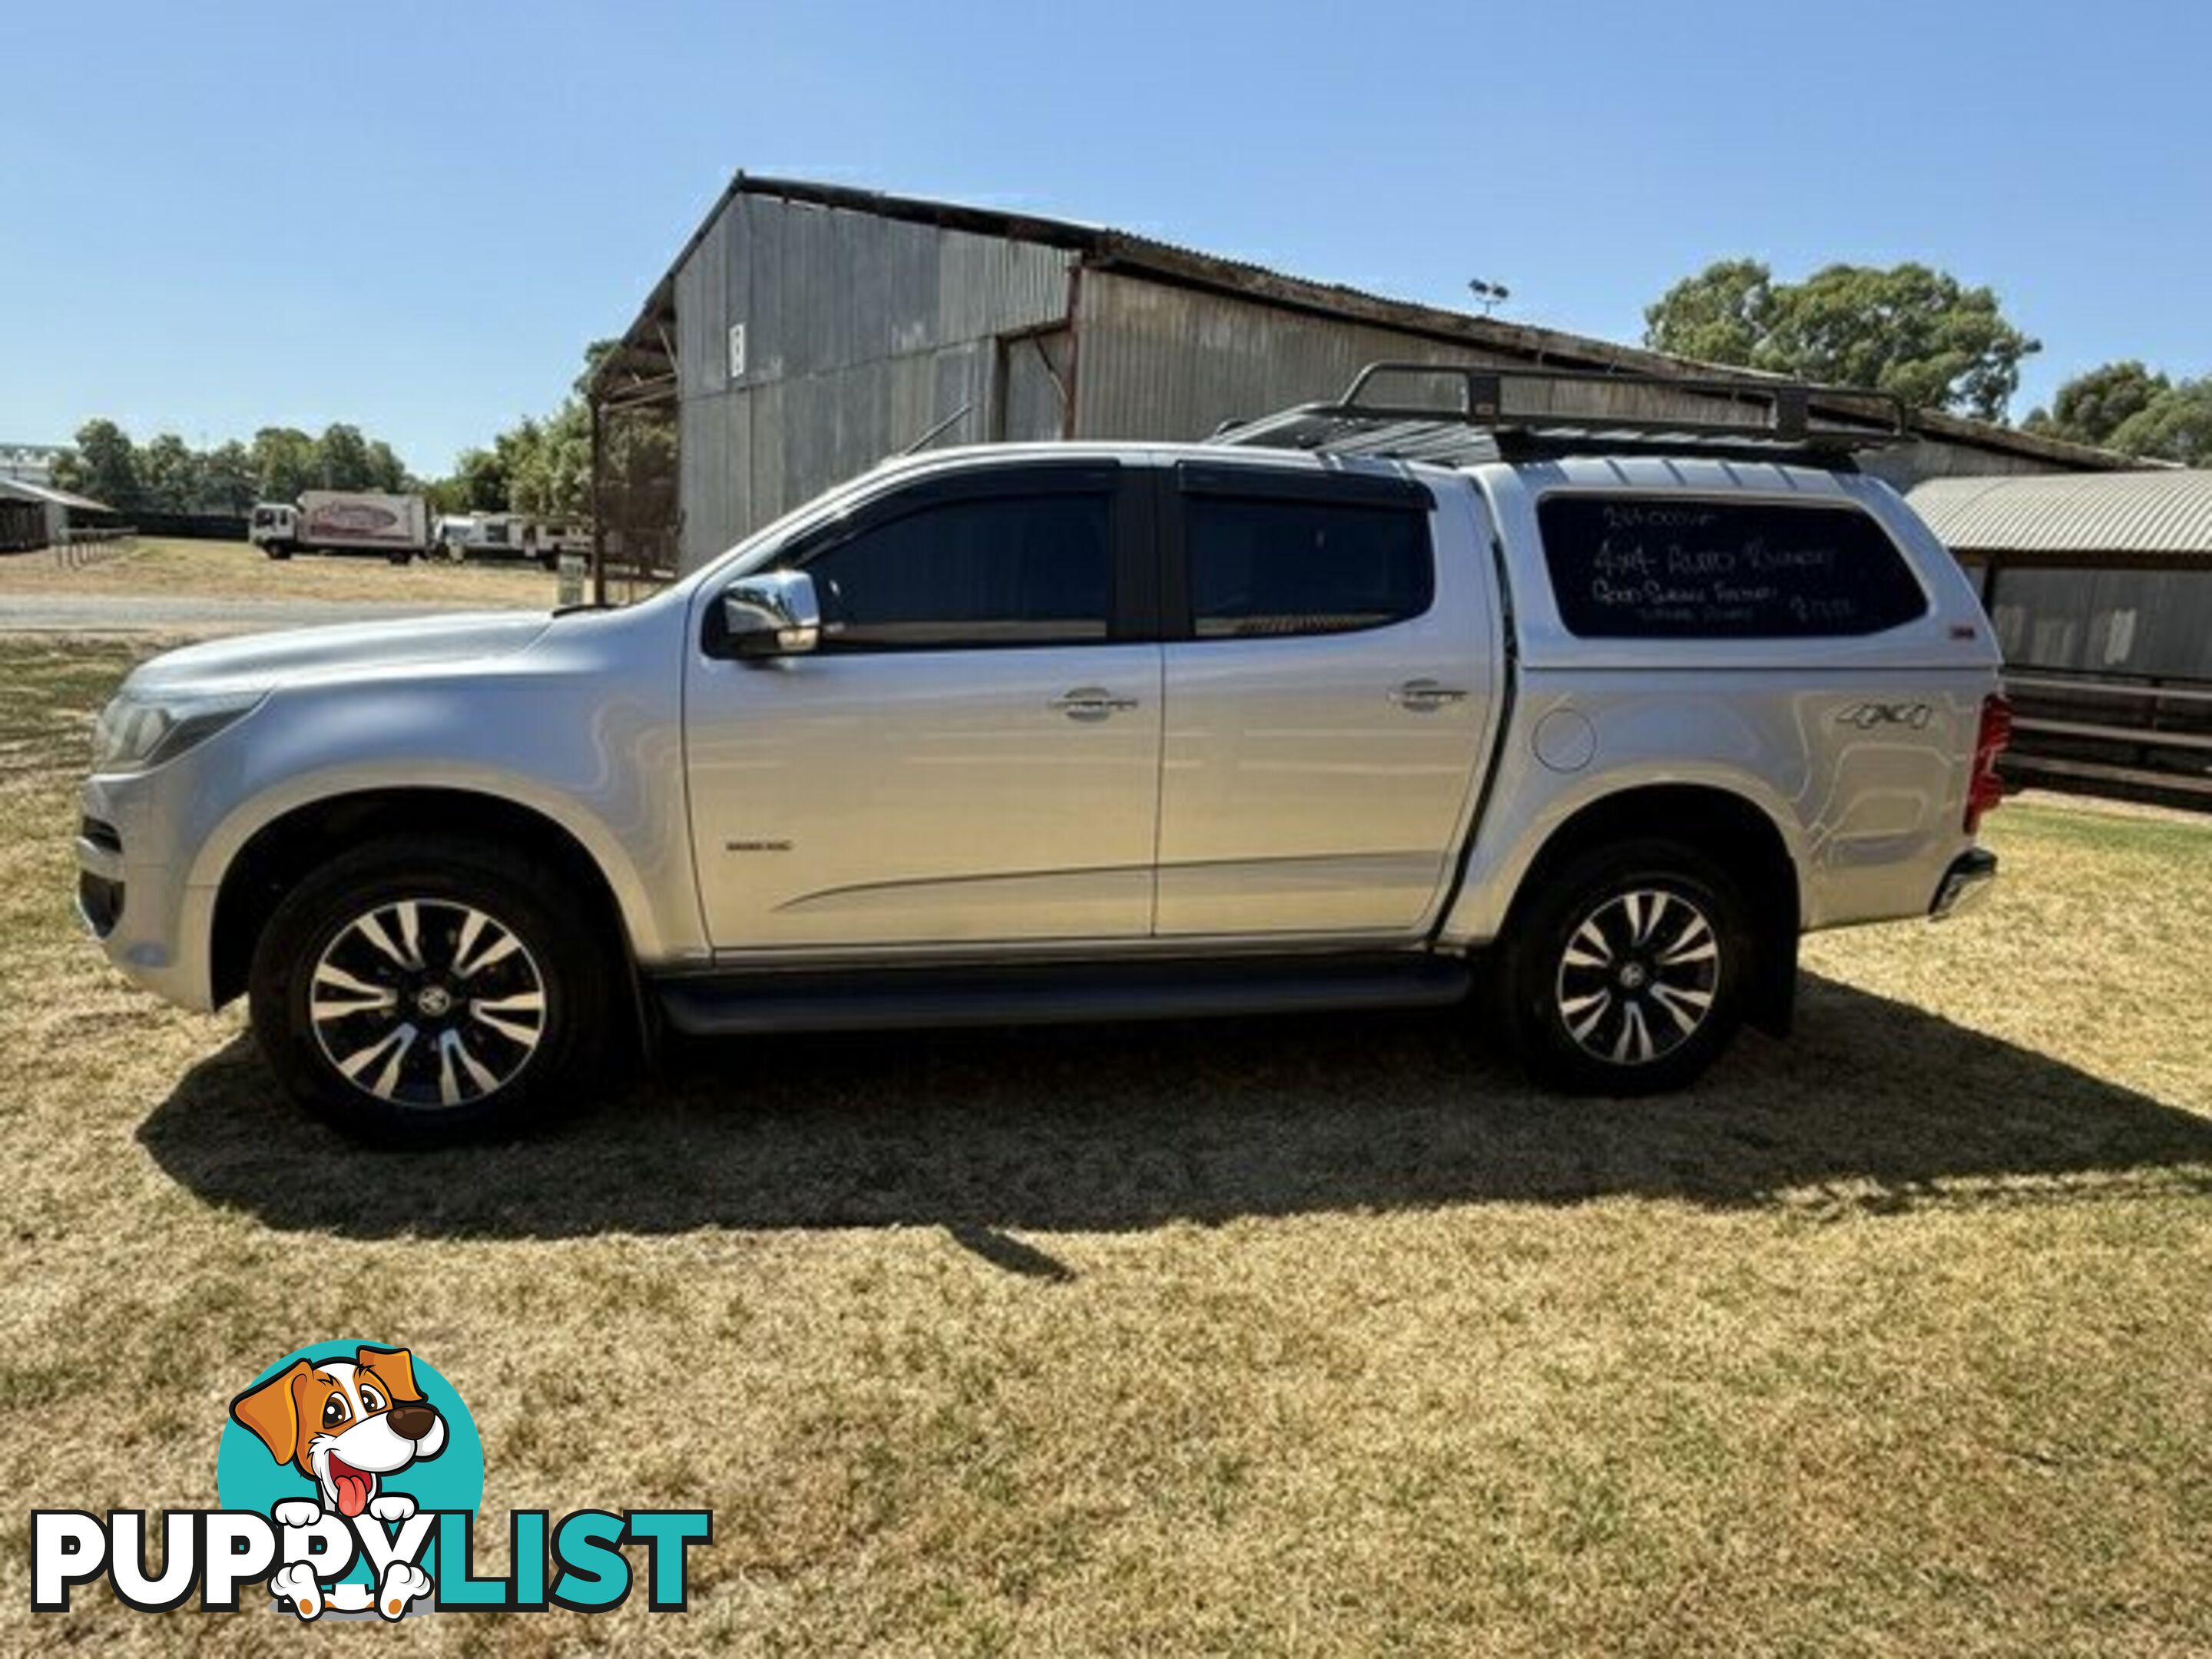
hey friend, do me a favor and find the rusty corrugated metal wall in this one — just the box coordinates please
[674,193,1072,568]
[668,197,2088,574]
[1071,271,1518,442]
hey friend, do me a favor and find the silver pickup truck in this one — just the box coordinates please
[77,366,2011,1143]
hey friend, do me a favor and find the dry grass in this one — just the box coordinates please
[0,537,558,605]
[2,638,2208,1655]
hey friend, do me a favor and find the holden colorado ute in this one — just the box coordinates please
[77,366,2010,1143]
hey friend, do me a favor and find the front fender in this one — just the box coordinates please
[157,614,706,981]
[184,757,699,967]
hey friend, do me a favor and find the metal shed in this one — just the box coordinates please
[591,174,2134,584]
[0,476,118,553]
[1908,471,2212,804]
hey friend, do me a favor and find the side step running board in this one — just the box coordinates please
[654,955,1472,1038]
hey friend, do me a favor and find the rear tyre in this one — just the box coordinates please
[247,837,618,1145]
[1498,838,1754,1095]
[387,549,415,566]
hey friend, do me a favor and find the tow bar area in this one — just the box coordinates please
[1931,848,1998,919]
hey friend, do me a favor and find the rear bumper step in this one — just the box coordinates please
[1930,848,1998,919]
[654,954,1472,1037]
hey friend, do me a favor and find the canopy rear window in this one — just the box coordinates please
[1537,496,1929,639]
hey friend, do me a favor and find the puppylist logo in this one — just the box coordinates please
[31,1341,710,1621]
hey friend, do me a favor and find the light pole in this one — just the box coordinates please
[1469,278,1512,316]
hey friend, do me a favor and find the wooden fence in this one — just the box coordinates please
[2003,671,2212,808]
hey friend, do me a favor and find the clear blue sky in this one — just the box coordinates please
[5,0,2204,475]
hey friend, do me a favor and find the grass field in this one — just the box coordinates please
[0,536,558,605]
[3,637,2209,1655]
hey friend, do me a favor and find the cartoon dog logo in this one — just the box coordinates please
[229,1345,445,1619]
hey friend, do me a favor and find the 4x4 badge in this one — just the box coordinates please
[1835,701,1933,730]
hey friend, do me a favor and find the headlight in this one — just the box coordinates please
[91,690,266,774]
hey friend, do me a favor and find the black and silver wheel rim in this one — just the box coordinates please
[308,899,547,1109]
[1553,887,1720,1068]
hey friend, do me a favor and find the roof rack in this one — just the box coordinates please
[1207,362,1913,468]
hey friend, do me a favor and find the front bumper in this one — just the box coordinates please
[1929,848,1998,920]
[76,773,217,1011]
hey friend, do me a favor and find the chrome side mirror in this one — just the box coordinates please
[719,569,820,659]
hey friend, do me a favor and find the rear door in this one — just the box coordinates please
[684,461,1164,952]
[1154,463,1497,938]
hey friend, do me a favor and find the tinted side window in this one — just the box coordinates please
[1537,496,1929,639]
[1186,497,1432,639]
[796,492,1112,649]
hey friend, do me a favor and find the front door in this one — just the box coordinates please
[685,462,1162,952]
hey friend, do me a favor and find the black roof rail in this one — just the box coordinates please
[1207,362,1913,468]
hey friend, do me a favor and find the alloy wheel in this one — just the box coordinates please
[307,899,547,1108]
[1552,887,1722,1068]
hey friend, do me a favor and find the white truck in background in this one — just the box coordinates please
[434,512,588,570]
[250,492,432,565]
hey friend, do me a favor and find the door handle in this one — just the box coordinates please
[1389,678,1470,713]
[1051,687,1140,721]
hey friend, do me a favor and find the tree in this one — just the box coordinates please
[1640,258,1773,368]
[444,446,511,512]
[2109,379,2212,465]
[54,418,143,511]
[251,427,318,503]
[2022,361,2212,463]
[1645,260,2040,421]
[363,439,409,493]
[506,400,593,523]
[314,423,375,491]
[2022,360,2171,447]
[138,432,204,514]
[200,440,257,515]
[48,448,89,498]
[48,419,413,515]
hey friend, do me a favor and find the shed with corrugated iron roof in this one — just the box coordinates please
[1908,470,2212,803]
[592,173,2136,580]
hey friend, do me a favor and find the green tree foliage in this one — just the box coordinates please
[2022,360,2169,447]
[313,423,374,490]
[2024,361,2212,463]
[506,402,594,523]
[251,427,321,503]
[363,439,408,493]
[51,419,142,511]
[46,420,419,517]
[137,433,204,513]
[425,341,671,529]
[2108,380,2212,465]
[1640,257,1773,367]
[46,449,88,500]
[1644,260,2040,421]
[200,441,257,515]
[303,424,406,492]
[440,446,512,512]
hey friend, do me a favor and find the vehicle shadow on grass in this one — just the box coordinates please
[138,972,2212,1250]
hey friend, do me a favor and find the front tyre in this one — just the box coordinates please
[1500,839,1754,1095]
[248,838,617,1144]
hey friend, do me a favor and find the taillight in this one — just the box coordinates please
[1965,692,2012,833]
